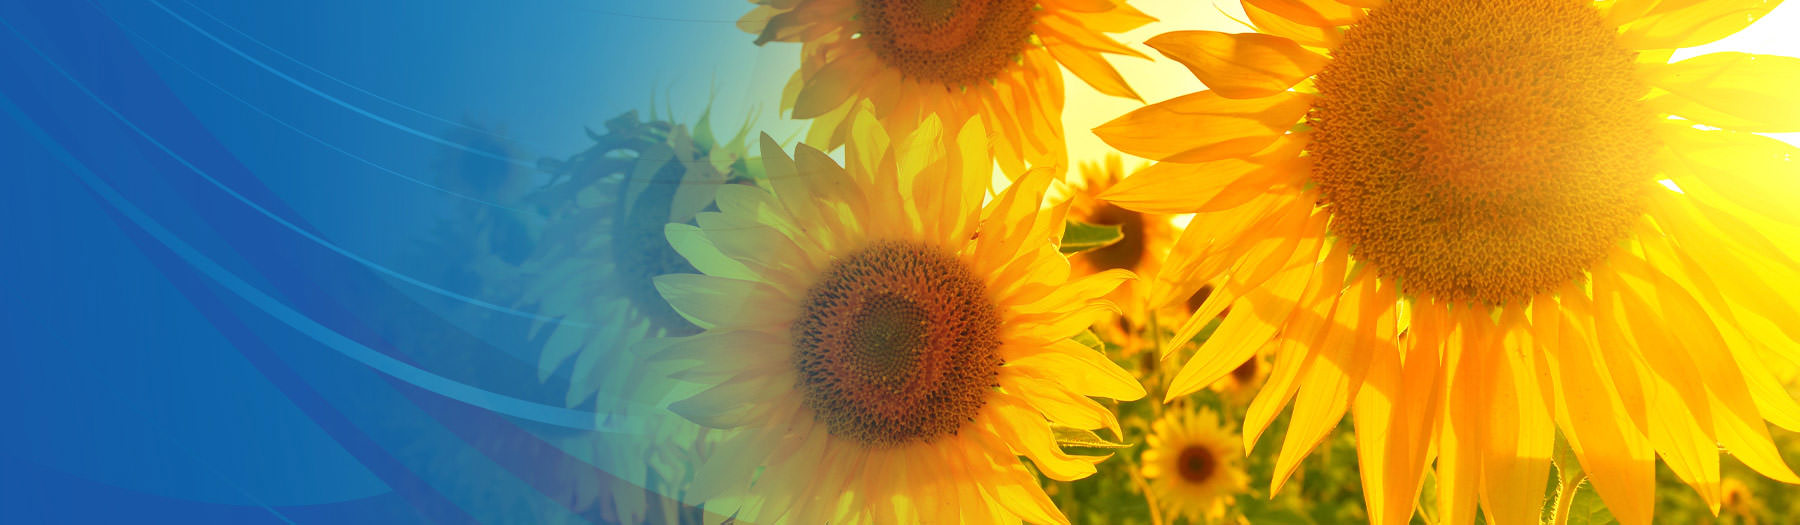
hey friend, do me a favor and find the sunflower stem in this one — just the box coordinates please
[1551,472,1586,525]
[1146,300,1166,418]
[1126,457,1165,525]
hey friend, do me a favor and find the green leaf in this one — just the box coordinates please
[1051,424,1131,456]
[1072,329,1105,353]
[1060,220,1124,254]
[1553,433,1584,485]
[1561,480,1618,525]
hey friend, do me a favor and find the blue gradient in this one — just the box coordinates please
[0,1,785,522]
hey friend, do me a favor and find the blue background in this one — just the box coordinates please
[0,1,794,522]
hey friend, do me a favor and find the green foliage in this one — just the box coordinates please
[1559,480,1618,525]
[1053,425,1133,456]
[1061,220,1125,254]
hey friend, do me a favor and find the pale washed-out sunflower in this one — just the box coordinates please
[740,0,1154,175]
[1063,153,1178,356]
[647,112,1146,523]
[520,110,751,523]
[1094,1,1800,524]
[1141,407,1249,523]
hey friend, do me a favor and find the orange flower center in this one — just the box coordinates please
[857,0,1036,85]
[792,241,1002,447]
[1230,357,1258,384]
[611,148,703,336]
[1308,0,1657,305]
[1176,444,1217,484]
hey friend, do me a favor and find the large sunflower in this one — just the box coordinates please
[1141,407,1249,523]
[740,0,1154,175]
[1095,1,1800,524]
[648,113,1146,523]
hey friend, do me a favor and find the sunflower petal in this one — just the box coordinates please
[1046,40,1141,100]
[1095,90,1312,163]
[1477,310,1556,525]
[1544,299,1656,525]
[1242,0,1364,28]
[1148,31,1329,99]
[793,56,876,119]
[1616,0,1780,50]
[1644,53,1800,132]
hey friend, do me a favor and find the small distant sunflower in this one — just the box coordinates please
[1209,350,1267,405]
[1064,154,1176,355]
[1096,1,1800,524]
[740,0,1154,174]
[650,113,1145,523]
[1720,477,1761,524]
[1142,407,1248,523]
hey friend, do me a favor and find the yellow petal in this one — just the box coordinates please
[1660,125,1800,227]
[1148,31,1329,99]
[1644,53,1800,132]
[1616,0,1780,50]
[1008,338,1147,401]
[967,430,1070,525]
[1544,298,1656,525]
[1240,0,1344,48]
[1100,138,1308,214]
[1242,0,1364,28]
[1046,40,1141,100]
[1094,90,1311,163]
[652,273,795,330]
[1352,311,1440,525]
[985,397,1102,482]
[792,55,876,119]
[1165,216,1324,399]
[1437,311,1488,525]
[1477,310,1556,525]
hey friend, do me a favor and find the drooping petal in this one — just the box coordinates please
[1095,90,1312,163]
[1148,31,1329,99]
[1242,0,1365,28]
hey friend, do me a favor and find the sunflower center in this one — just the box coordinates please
[613,160,702,335]
[1308,0,1657,305]
[1230,357,1258,384]
[856,0,1036,85]
[1176,445,1217,484]
[1080,202,1148,272]
[792,240,1003,448]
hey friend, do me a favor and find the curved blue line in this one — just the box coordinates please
[0,91,628,432]
[141,0,536,170]
[96,3,536,216]
[173,0,553,152]
[0,14,586,327]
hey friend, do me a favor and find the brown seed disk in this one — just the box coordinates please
[1177,444,1217,484]
[791,240,1003,447]
[1308,0,1658,306]
[857,0,1037,86]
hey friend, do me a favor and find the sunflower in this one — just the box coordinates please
[1720,477,1761,524]
[740,0,1154,175]
[524,110,751,407]
[1064,153,1178,355]
[1094,1,1800,524]
[1141,407,1249,523]
[519,110,751,523]
[648,112,1146,523]
[1208,348,1267,405]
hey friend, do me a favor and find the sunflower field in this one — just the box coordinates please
[493,0,1800,523]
